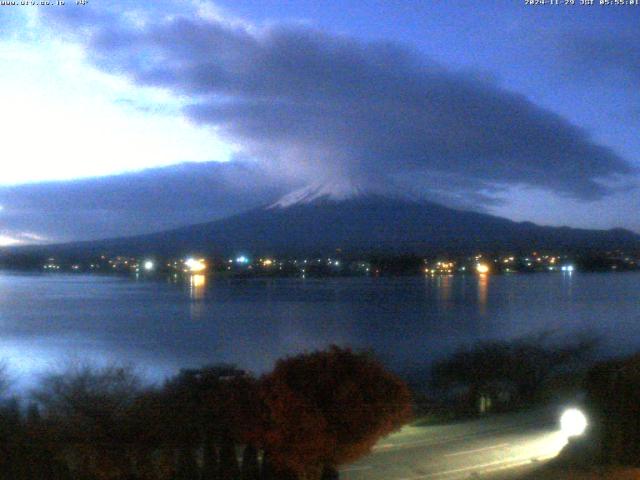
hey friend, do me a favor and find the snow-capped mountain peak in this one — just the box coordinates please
[268,179,367,209]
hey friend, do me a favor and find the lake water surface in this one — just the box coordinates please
[1,271,638,389]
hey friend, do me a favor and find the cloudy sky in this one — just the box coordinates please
[0,0,638,245]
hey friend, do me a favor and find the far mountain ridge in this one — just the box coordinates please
[9,193,639,258]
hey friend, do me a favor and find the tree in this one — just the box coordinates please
[160,364,261,479]
[201,437,220,480]
[218,436,240,480]
[174,446,199,480]
[260,346,412,480]
[128,389,178,480]
[241,444,260,480]
[161,364,255,438]
[31,364,143,480]
[431,334,596,412]
[586,353,640,466]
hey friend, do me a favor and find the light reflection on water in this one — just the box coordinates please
[477,273,489,316]
[0,271,639,389]
[189,274,207,300]
[436,274,452,305]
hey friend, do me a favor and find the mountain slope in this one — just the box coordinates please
[36,195,640,257]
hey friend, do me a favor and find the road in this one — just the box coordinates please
[340,408,570,480]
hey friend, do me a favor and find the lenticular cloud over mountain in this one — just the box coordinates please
[42,4,635,207]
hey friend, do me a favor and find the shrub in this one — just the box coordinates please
[585,353,640,466]
[260,346,412,480]
[432,335,596,413]
[31,364,143,480]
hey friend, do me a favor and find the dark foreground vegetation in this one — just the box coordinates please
[427,333,597,416]
[0,347,412,480]
[519,352,640,479]
[2,338,638,480]
[424,337,640,477]
[584,352,640,466]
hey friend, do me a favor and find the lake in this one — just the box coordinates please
[0,271,638,390]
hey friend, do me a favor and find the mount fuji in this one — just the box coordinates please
[27,183,640,257]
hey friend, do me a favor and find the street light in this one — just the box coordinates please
[560,408,588,437]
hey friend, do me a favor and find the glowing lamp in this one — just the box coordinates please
[560,408,588,437]
[185,258,207,272]
[143,260,155,271]
[476,263,490,274]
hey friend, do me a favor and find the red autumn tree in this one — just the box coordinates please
[260,346,413,480]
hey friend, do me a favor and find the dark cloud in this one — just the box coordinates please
[39,6,636,205]
[0,161,291,242]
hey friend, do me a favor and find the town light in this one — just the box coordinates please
[560,408,588,437]
[185,258,207,273]
[476,263,490,274]
[143,260,155,271]
[236,255,249,264]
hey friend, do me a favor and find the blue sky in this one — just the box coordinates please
[0,0,638,244]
